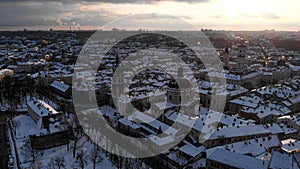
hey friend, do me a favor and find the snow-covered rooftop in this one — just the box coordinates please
[207,148,268,169]
[27,100,60,118]
[282,140,300,153]
[50,80,70,93]
[118,117,140,130]
[207,135,281,160]
[207,125,270,140]
[179,143,205,158]
[269,151,299,169]
[129,111,178,136]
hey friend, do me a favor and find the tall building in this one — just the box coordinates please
[111,55,129,114]
[112,68,125,98]
[236,43,247,73]
[223,47,230,68]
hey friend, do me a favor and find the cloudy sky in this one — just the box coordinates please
[0,0,299,31]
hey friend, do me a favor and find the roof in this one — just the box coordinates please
[0,68,13,75]
[255,85,299,100]
[129,111,178,136]
[50,80,70,93]
[289,95,300,104]
[282,140,300,153]
[196,81,248,97]
[27,100,60,118]
[230,94,262,109]
[242,103,290,119]
[118,118,140,130]
[207,135,281,159]
[265,123,284,135]
[207,125,270,140]
[149,135,175,146]
[269,151,299,169]
[278,115,300,126]
[179,143,205,157]
[278,123,298,135]
[207,148,268,169]
[165,110,250,135]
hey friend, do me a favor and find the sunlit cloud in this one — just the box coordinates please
[0,0,299,31]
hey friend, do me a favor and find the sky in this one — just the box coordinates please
[0,0,299,31]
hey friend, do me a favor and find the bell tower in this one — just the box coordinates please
[112,55,125,98]
[236,43,247,73]
[223,47,230,68]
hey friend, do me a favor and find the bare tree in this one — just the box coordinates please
[47,156,66,169]
[22,139,43,164]
[89,146,103,169]
[111,154,124,169]
[73,137,77,158]
[69,115,83,158]
[72,151,88,169]
[28,162,43,169]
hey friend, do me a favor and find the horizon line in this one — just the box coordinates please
[0,25,299,32]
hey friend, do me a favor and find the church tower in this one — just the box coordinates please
[111,54,132,115]
[236,43,247,73]
[223,47,230,68]
[112,55,125,98]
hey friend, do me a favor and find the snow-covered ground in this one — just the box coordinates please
[3,91,152,169]
[8,114,117,169]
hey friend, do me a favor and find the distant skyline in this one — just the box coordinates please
[0,0,299,31]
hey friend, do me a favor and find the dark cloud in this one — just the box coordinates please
[0,0,209,27]
[82,0,210,3]
[0,2,60,26]
[0,1,118,27]
[0,0,209,4]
